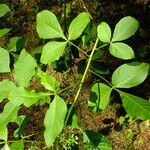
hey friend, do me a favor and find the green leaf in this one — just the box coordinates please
[88,83,112,111]
[36,10,65,39]
[10,140,24,150]
[111,16,139,42]
[109,42,135,60]
[112,62,149,88]
[0,102,19,127]
[119,91,150,120]
[8,87,48,107]
[0,47,10,72]
[40,41,67,64]
[83,131,112,150]
[7,36,24,52]
[0,4,11,17]
[44,95,67,147]
[0,102,19,140]
[0,80,17,102]
[37,69,60,92]
[97,22,111,43]
[1,144,10,150]
[68,12,90,40]
[13,49,37,87]
[14,115,27,137]
[0,28,11,38]
[71,113,79,128]
[0,125,7,141]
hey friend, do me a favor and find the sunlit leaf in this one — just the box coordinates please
[0,4,11,17]
[37,69,60,92]
[0,28,11,38]
[68,12,90,40]
[0,47,10,72]
[40,41,67,64]
[10,140,24,150]
[1,144,10,150]
[36,10,66,39]
[112,62,149,88]
[88,83,112,111]
[44,95,67,147]
[119,91,150,120]
[0,102,19,141]
[13,49,37,87]
[8,87,48,107]
[97,22,111,43]
[109,42,135,60]
[0,80,16,102]
[111,16,139,42]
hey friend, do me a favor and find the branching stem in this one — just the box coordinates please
[65,38,99,125]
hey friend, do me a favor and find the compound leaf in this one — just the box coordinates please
[40,41,67,64]
[97,22,111,43]
[68,12,90,40]
[13,49,37,87]
[111,16,139,42]
[109,42,135,60]
[44,95,67,147]
[36,10,65,39]
[119,91,150,120]
[0,80,17,102]
[112,62,149,88]
[0,4,10,17]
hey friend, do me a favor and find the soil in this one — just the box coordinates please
[0,0,150,150]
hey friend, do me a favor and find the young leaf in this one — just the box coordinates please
[44,95,67,147]
[68,12,90,40]
[40,41,67,64]
[8,87,48,107]
[0,80,17,102]
[88,83,112,111]
[111,16,139,42]
[7,36,24,52]
[112,62,149,88]
[0,47,10,72]
[119,91,150,120]
[71,113,79,128]
[36,10,66,39]
[0,28,11,38]
[0,4,11,17]
[83,130,112,150]
[13,49,37,87]
[97,22,111,43]
[109,42,135,60]
[37,69,60,92]
[10,140,24,150]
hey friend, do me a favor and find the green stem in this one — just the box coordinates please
[68,41,89,57]
[89,69,118,90]
[65,38,99,125]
